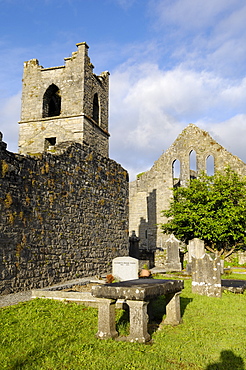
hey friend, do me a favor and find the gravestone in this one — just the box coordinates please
[112,256,138,281]
[165,234,182,271]
[192,254,221,297]
[238,251,246,265]
[187,238,205,273]
[129,230,140,259]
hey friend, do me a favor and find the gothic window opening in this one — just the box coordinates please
[172,159,181,187]
[43,84,61,118]
[189,150,197,179]
[206,155,214,176]
[93,93,99,124]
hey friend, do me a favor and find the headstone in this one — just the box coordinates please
[191,254,221,297]
[188,238,205,261]
[129,230,140,259]
[165,234,182,271]
[238,251,246,265]
[112,256,138,281]
[187,238,205,273]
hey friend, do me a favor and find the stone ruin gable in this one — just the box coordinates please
[0,138,129,295]
[19,42,110,157]
[129,124,246,253]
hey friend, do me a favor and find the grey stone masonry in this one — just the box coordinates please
[126,300,150,343]
[164,234,182,271]
[164,291,182,325]
[96,298,118,339]
[0,138,129,294]
[192,254,222,297]
[129,124,246,264]
[92,279,184,343]
[19,42,110,157]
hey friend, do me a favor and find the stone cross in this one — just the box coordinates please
[129,230,140,259]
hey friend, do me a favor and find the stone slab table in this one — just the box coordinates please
[91,278,184,343]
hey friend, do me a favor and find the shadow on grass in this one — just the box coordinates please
[116,307,130,336]
[205,350,245,370]
[180,296,193,316]
[148,295,193,335]
[8,335,78,370]
[116,295,193,337]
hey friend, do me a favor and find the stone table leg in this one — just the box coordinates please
[96,298,118,339]
[126,300,151,343]
[164,291,182,326]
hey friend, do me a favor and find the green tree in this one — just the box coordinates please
[161,168,246,257]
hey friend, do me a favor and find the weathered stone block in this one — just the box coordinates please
[0,141,129,294]
[164,234,182,271]
[192,254,221,297]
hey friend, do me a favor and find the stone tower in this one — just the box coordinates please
[18,42,110,157]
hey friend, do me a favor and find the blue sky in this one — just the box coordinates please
[1,0,246,180]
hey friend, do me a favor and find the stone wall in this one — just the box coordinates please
[0,137,128,294]
[129,124,246,257]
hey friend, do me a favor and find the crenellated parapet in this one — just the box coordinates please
[19,42,110,157]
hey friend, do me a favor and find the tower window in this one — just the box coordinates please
[43,84,61,118]
[45,137,56,151]
[93,93,99,123]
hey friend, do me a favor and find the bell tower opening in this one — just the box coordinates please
[93,93,99,124]
[43,84,61,118]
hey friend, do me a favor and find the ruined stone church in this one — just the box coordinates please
[129,123,246,261]
[1,42,246,294]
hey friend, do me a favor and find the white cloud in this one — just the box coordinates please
[206,115,246,163]
[0,92,21,152]
[152,0,242,32]
[1,1,246,182]
[147,1,246,78]
[110,59,246,180]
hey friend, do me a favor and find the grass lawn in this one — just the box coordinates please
[1,275,246,370]
[222,272,246,280]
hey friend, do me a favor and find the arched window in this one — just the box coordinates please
[206,155,215,176]
[43,84,61,118]
[93,93,99,123]
[189,150,197,179]
[172,159,181,187]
